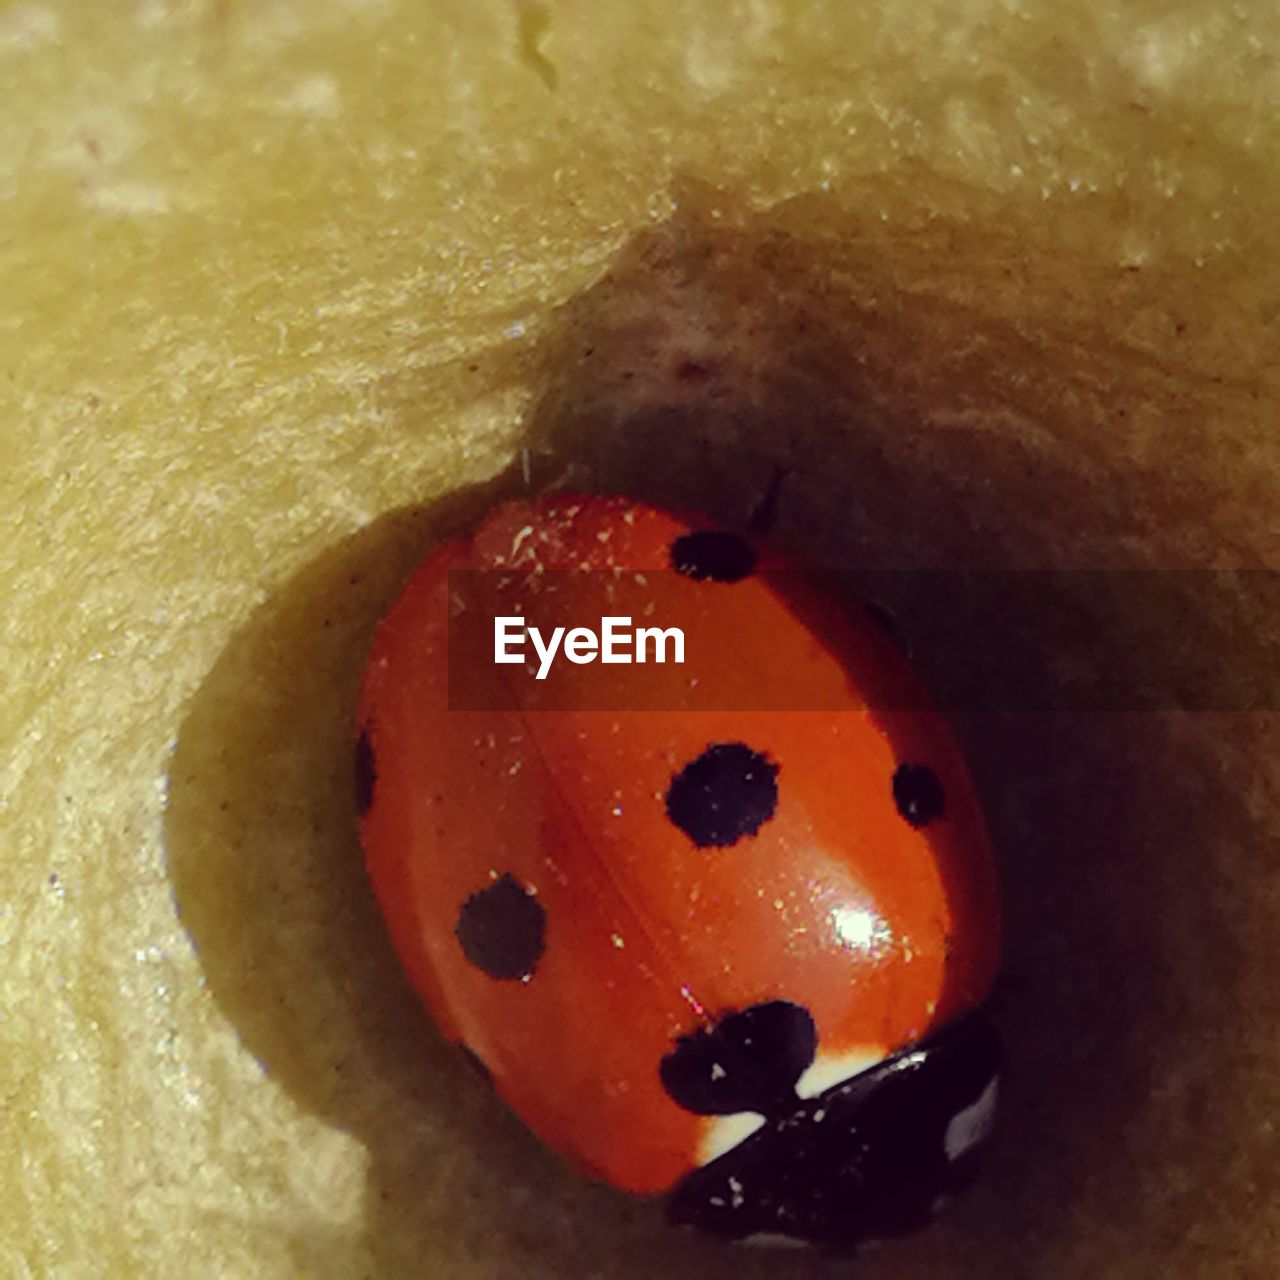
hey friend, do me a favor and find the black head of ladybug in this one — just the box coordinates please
[661,1006,1001,1249]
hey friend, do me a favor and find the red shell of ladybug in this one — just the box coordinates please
[356,494,1001,1247]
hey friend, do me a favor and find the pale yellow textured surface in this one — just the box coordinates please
[2,1,1279,1276]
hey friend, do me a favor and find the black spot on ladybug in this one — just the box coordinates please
[667,1014,1002,1248]
[660,1001,817,1119]
[665,742,779,848]
[355,730,376,817]
[893,763,945,828]
[455,873,546,981]
[670,531,757,583]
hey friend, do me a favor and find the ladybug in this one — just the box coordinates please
[356,493,1001,1248]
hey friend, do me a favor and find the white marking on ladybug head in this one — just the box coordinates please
[794,1046,886,1099]
[944,1075,998,1161]
[696,1111,766,1166]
